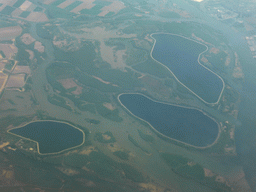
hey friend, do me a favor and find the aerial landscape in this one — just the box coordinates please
[0,0,255,191]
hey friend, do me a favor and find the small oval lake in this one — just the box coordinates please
[119,93,219,147]
[151,33,224,104]
[8,121,84,154]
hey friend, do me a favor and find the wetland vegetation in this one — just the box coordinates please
[0,2,243,190]
[161,153,231,191]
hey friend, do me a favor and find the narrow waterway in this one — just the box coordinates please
[174,1,256,190]
[28,22,216,191]
[29,23,55,107]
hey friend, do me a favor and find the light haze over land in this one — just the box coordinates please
[0,0,256,191]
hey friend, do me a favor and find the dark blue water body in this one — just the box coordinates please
[9,121,84,154]
[119,93,219,147]
[151,33,224,103]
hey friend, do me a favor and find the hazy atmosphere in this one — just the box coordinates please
[0,0,256,191]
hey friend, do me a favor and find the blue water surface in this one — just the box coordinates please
[119,94,219,147]
[151,34,224,103]
[10,121,84,154]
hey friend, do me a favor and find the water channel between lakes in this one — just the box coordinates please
[119,93,219,147]
[151,33,224,104]
[8,121,84,154]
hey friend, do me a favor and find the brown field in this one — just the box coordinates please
[225,56,231,66]
[98,1,125,16]
[0,44,18,59]
[57,167,79,176]
[0,26,22,40]
[57,0,75,9]
[107,143,122,153]
[6,74,26,88]
[97,10,108,17]
[11,8,23,17]
[204,168,215,177]
[12,65,31,74]
[93,76,111,84]
[103,102,115,111]
[34,41,44,52]
[0,72,8,92]
[58,78,83,95]
[53,36,68,48]
[68,26,135,69]
[177,10,191,18]
[233,66,244,78]
[43,0,56,5]
[27,4,36,12]
[72,86,82,95]
[70,0,95,13]
[80,146,98,155]
[26,12,49,22]
[102,134,111,140]
[25,49,34,60]
[0,5,5,12]
[21,33,36,45]
[20,0,32,11]
[80,26,136,40]
[100,42,127,69]
[209,47,220,54]
[0,62,6,71]
[0,0,17,7]
[0,142,9,149]
[139,183,165,192]
[233,52,244,79]
[58,78,77,89]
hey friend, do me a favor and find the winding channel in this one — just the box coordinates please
[29,14,256,189]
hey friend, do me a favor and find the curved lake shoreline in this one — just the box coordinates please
[8,120,85,155]
[118,93,220,148]
[150,33,225,104]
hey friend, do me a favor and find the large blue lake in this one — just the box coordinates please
[9,121,84,154]
[119,93,219,147]
[151,33,224,103]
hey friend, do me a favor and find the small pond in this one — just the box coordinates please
[9,121,84,154]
